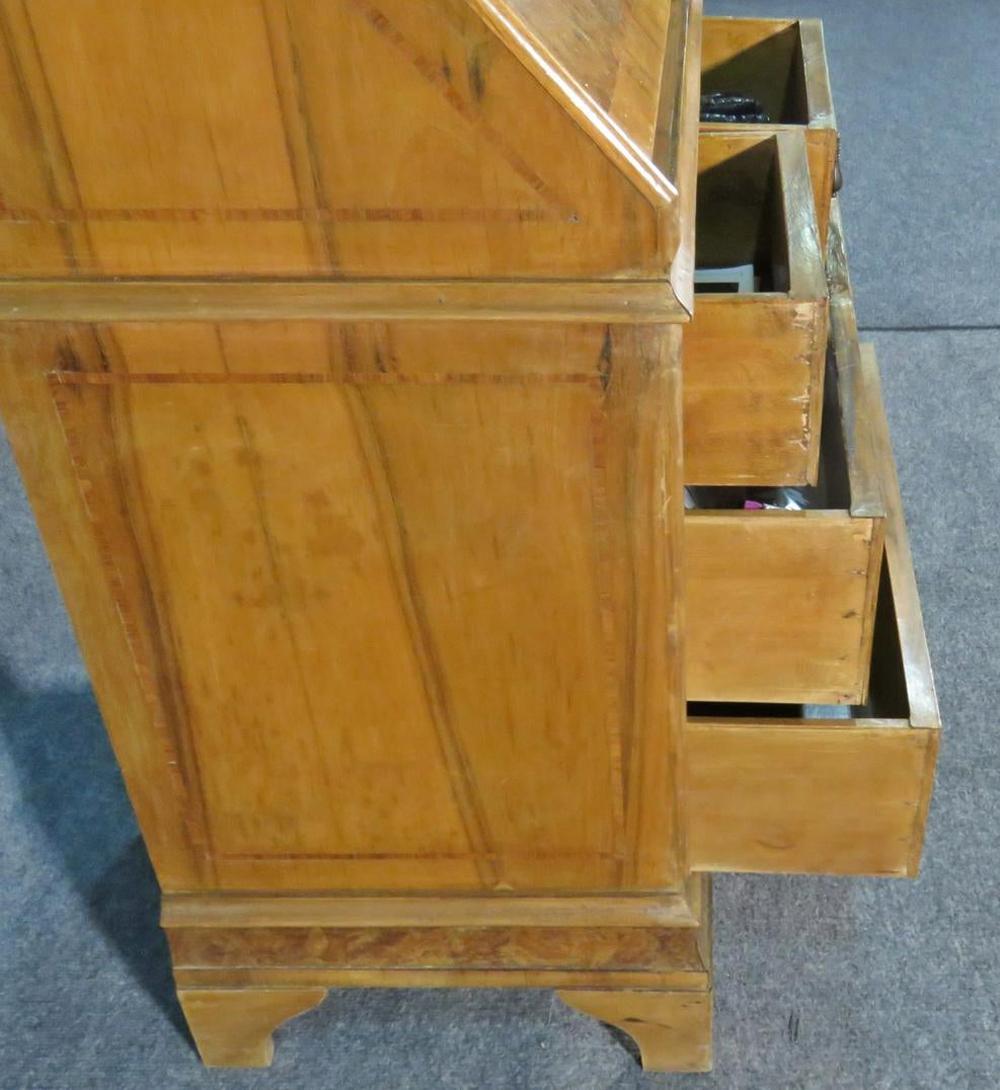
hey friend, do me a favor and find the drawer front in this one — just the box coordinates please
[685,720,936,876]
[685,510,883,705]
[685,345,940,877]
[700,17,837,244]
[684,280,884,705]
[684,131,828,487]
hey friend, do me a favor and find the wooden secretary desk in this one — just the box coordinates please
[0,0,938,1073]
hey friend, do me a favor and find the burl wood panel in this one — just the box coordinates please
[0,319,686,895]
[167,876,712,995]
[0,0,692,279]
[168,925,708,976]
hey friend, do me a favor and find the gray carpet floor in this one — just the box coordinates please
[2,2,999,1087]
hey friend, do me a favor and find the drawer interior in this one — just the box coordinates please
[695,135,789,292]
[701,18,811,126]
[699,18,836,251]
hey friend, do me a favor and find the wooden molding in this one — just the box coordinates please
[163,884,703,930]
[0,277,688,323]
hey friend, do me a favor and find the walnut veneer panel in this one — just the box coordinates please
[492,0,682,154]
[0,319,686,894]
[0,0,695,280]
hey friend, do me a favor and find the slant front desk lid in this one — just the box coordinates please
[0,0,700,306]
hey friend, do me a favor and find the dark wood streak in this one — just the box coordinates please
[214,327,340,811]
[261,0,339,269]
[17,0,99,265]
[467,45,487,102]
[47,335,216,880]
[0,3,78,269]
[347,0,570,212]
[587,360,627,879]
[217,849,623,861]
[336,333,500,887]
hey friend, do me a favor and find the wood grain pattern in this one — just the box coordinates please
[2,317,686,894]
[827,200,886,518]
[559,989,712,1072]
[177,987,327,1067]
[486,0,680,155]
[168,925,708,975]
[166,876,713,1020]
[0,0,697,283]
[684,131,828,487]
[685,722,934,876]
[700,17,837,245]
[161,883,704,929]
[685,511,882,705]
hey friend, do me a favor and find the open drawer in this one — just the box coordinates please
[685,345,940,877]
[700,16,837,245]
[684,131,828,487]
[685,264,882,705]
